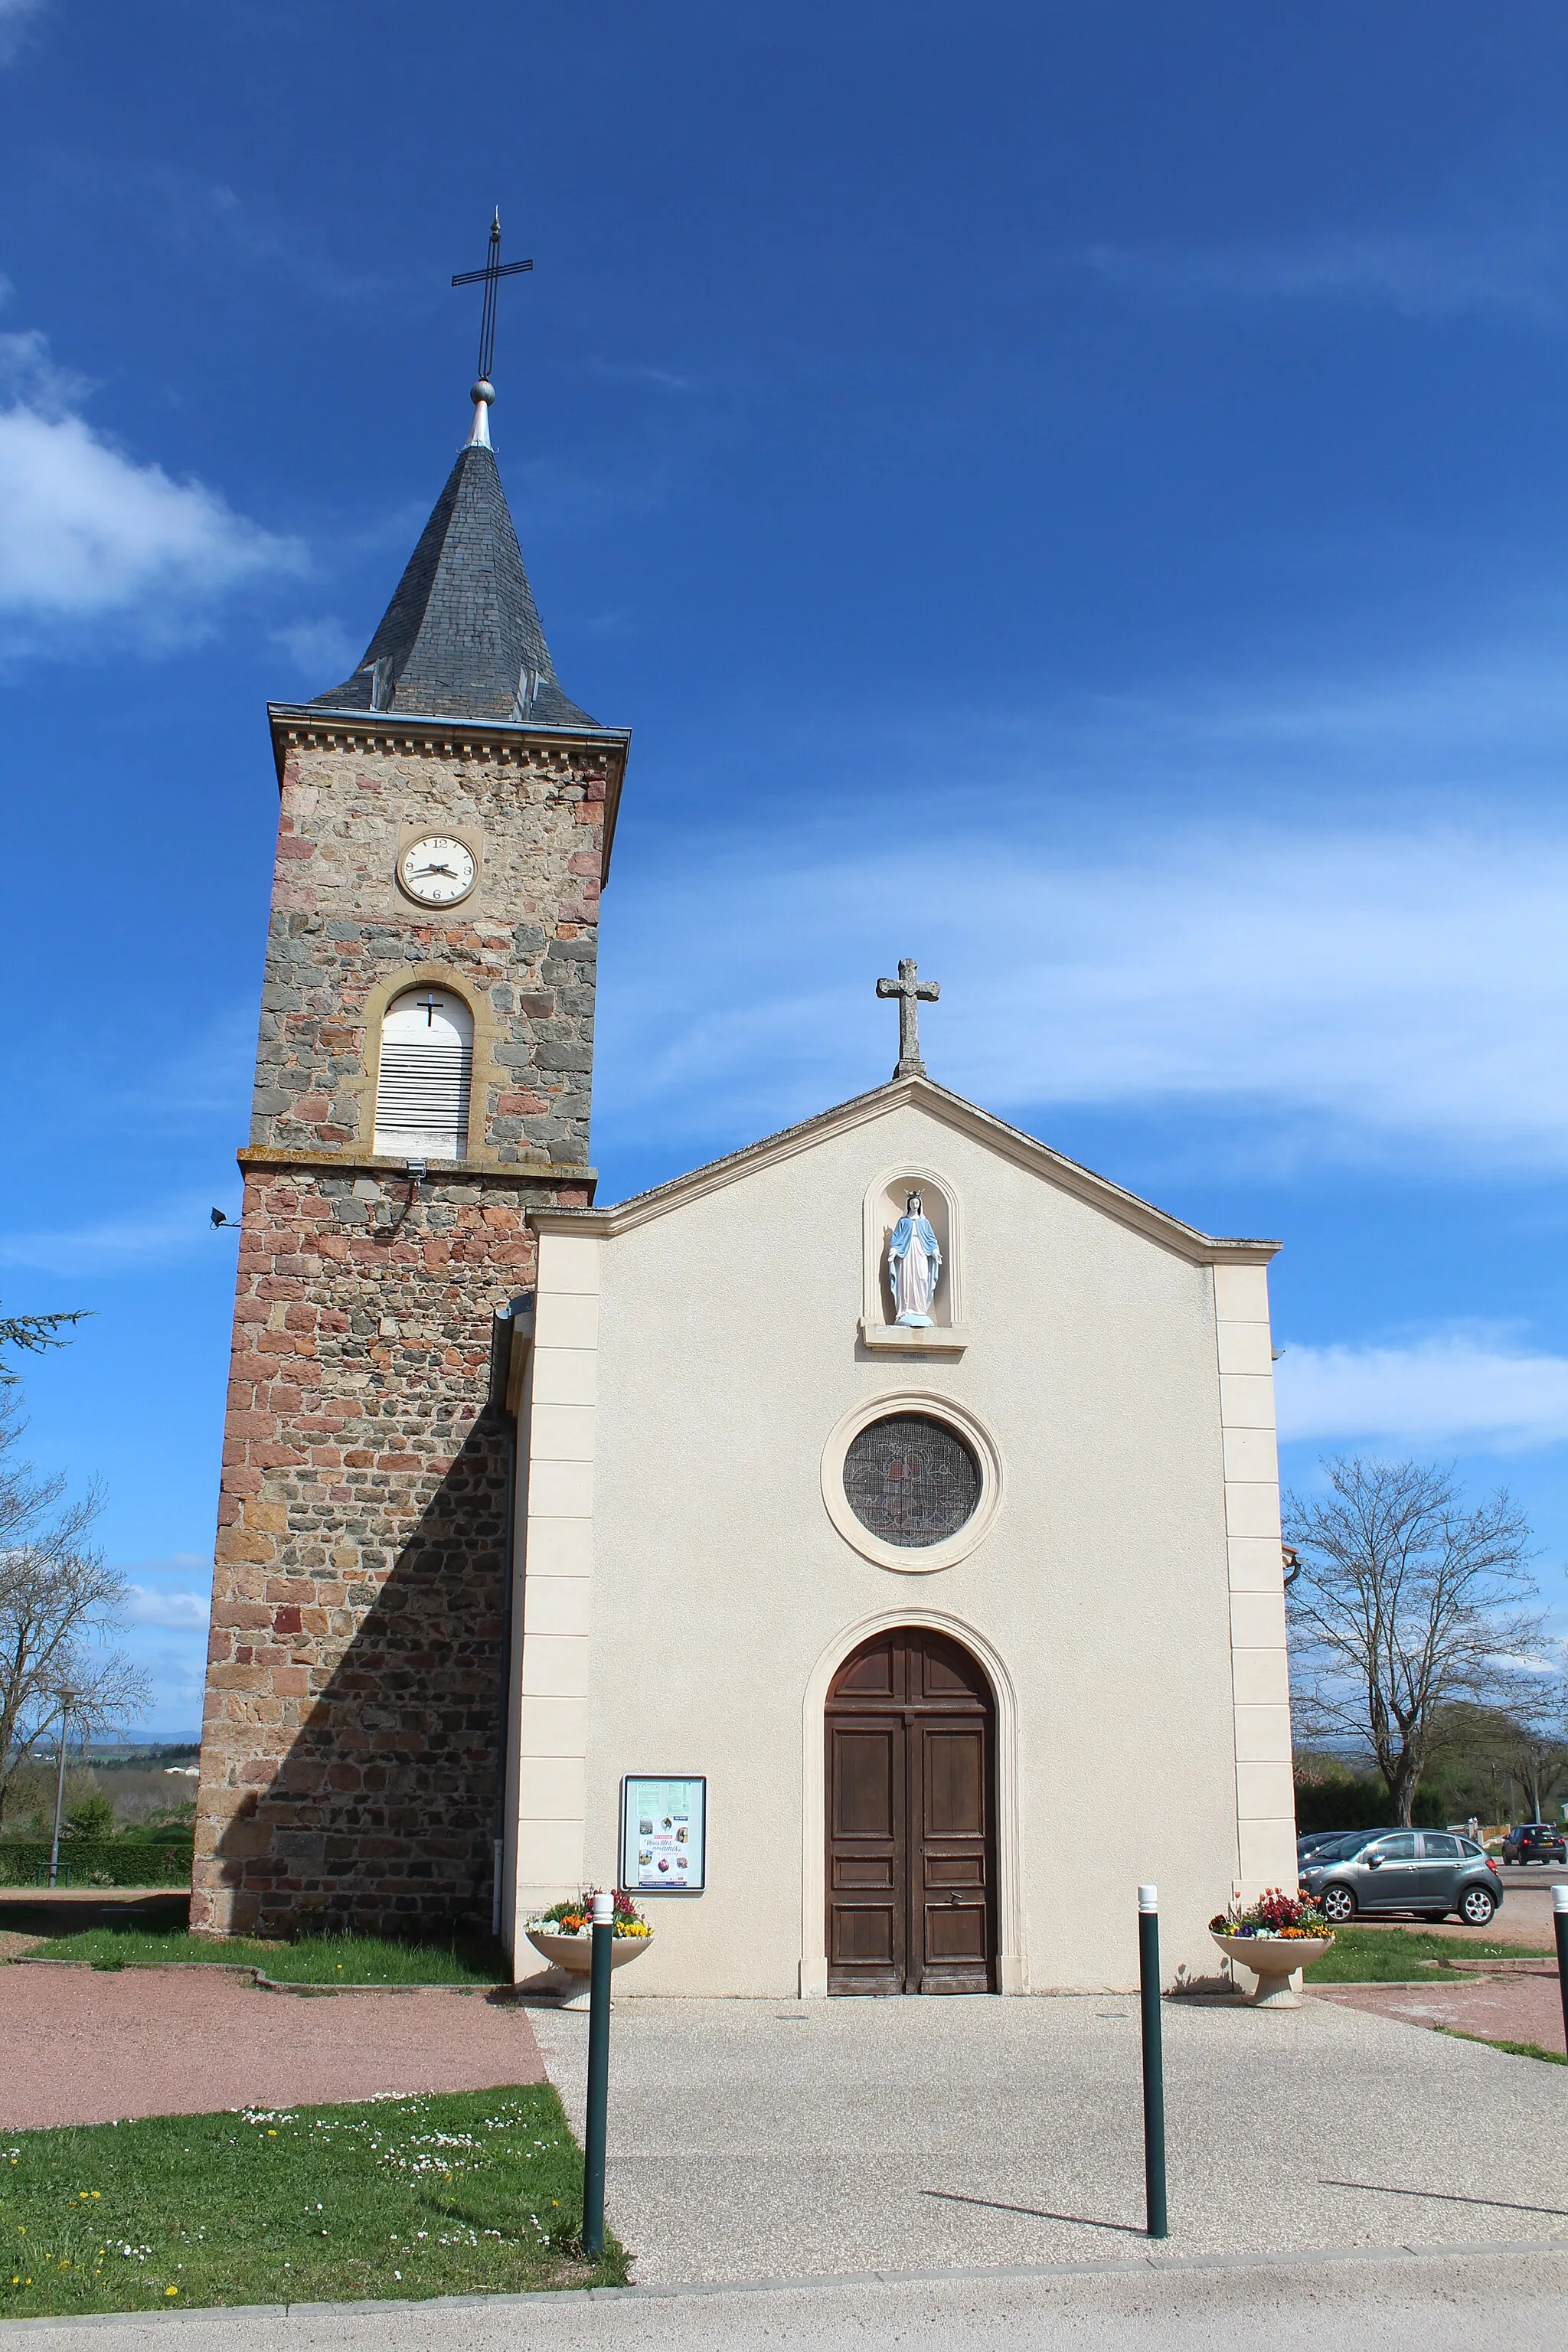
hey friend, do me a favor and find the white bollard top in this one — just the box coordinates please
[1138,1883,1158,1913]
[1553,1885,1568,1914]
[591,1890,615,1926]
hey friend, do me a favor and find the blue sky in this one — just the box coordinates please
[3,2,1568,1734]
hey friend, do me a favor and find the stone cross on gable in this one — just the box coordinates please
[876,959,940,1078]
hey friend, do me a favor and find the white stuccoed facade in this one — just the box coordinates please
[498,1076,1295,1997]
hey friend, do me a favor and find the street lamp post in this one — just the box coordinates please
[47,1691,77,1890]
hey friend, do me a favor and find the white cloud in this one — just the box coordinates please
[0,406,302,641]
[1077,224,1568,325]
[121,1586,210,1632]
[1276,1333,1568,1452]
[0,322,303,651]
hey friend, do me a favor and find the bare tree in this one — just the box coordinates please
[0,1398,151,1828]
[1496,1664,1568,1824]
[1285,1457,1544,1826]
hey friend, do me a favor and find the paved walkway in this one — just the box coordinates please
[531,1992,1568,2284]
[0,1968,544,2128]
[6,2245,1568,2351]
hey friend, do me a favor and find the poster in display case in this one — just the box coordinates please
[620,1776,707,1895]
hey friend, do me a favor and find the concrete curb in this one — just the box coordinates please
[5,2233,1568,2332]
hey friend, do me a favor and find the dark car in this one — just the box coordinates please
[1297,1831,1358,1864]
[1299,1830,1502,1926]
[1298,1828,1395,1870]
[1501,1822,1567,1865]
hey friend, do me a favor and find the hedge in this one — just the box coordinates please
[1293,1777,1446,1833]
[0,1838,192,1889]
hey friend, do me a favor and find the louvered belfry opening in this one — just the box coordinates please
[373,988,474,1161]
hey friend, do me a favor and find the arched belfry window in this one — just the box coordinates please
[372,987,473,1161]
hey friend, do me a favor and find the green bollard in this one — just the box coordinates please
[582,1890,613,2260]
[1138,1883,1168,2239]
[1554,1887,1568,2060]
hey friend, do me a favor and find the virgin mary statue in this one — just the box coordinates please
[887,1191,942,1326]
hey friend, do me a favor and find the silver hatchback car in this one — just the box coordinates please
[1300,1830,1503,1926]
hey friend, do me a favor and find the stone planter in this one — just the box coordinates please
[1210,1931,1331,2007]
[524,1927,653,2008]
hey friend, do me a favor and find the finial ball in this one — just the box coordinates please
[471,377,495,406]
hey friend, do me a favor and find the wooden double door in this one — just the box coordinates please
[826,1626,997,1995]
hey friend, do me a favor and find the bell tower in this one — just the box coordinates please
[192,270,629,1939]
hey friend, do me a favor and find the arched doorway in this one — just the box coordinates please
[825,1625,997,1994]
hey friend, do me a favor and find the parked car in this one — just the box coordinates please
[1501,1822,1568,1865]
[1297,1831,1357,1864]
[1299,1829,1502,1926]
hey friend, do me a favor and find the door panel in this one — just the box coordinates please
[923,1726,985,1836]
[926,1901,988,1963]
[826,1628,996,1995]
[834,1728,898,1836]
[826,1715,904,1994]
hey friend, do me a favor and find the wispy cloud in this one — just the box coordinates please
[119,168,398,309]
[596,814,1568,1177]
[1276,1331,1568,1454]
[121,1586,210,1632]
[271,616,358,682]
[586,358,698,395]
[0,0,47,69]
[593,607,1568,1184]
[0,1194,226,1276]
[1076,224,1568,326]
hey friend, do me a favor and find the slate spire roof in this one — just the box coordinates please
[308,402,598,728]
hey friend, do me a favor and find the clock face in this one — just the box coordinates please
[398,835,476,907]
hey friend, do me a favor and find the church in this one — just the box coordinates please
[192,289,1297,1995]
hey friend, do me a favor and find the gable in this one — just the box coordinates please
[531,1076,1277,1268]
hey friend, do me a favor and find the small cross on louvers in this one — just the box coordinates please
[876,958,940,1076]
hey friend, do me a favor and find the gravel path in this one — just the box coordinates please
[533,1992,1568,2285]
[0,1968,544,2128]
[1317,1971,1568,2051]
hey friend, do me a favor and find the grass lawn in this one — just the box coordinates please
[1304,1926,1552,1983]
[0,2086,626,2318]
[24,1926,504,1985]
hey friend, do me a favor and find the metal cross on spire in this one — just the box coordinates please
[451,207,534,391]
[876,959,940,1078]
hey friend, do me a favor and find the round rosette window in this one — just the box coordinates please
[823,1395,1002,1573]
[843,1413,981,1548]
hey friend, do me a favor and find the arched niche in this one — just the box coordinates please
[859,1165,969,1355]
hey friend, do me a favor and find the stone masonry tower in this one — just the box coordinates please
[191,368,628,1941]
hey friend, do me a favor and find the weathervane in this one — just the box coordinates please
[451,209,533,436]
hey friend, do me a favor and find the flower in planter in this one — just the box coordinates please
[1209,1887,1332,1940]
[529,1890,651,1938]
